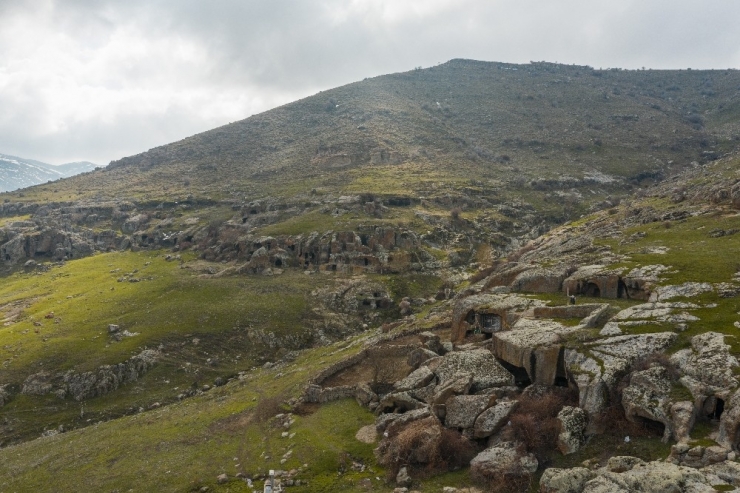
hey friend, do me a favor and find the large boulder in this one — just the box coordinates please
[470,442,538,483]
[444,395,495,429]
[492,323,563,385]
[394,366,435,392]
[473,400,518,438]
[557,406,587,455]
[434,349,514,393]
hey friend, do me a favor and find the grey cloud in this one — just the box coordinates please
[1,0,739,165]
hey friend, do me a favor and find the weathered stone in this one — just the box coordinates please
[434,349,514,393]
[621,366,673,442]
[670,401,695,444]
[354,382,378,407]
[473,400,517,438]
[539,467,594,493]
[470,442,538,482]
[557,406,587,455]
[407,348,440,369]
[444,394,495,429]
[493,327,562,385]
[376,407,432,434]
[430,373,473,405]
[671,332,739,405]
[394,366,435,392]
[377,392,425,414]
[606,456,645,473]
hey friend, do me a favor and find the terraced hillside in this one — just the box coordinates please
[2,61,740,492]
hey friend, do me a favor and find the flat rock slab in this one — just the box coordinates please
[435,349,514,392]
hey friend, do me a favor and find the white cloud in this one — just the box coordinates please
[0,0,738,165]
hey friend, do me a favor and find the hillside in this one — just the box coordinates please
[0,154,98,193]
[1,60,740,492]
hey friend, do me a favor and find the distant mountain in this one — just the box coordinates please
[0,154,98,192]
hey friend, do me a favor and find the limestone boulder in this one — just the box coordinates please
[444,395,495,429]
[375,407,432,434]
[434,349,514,393]
[394,366,435,392]
[557,406,587,455]
[470,442,538,482]
[473,400,517,438]
[578,459,720,492]
[493,325,562,385]
[407,347,440,369]
[670,401,695,444]
[539,467,594,493]
[430,373,473,406]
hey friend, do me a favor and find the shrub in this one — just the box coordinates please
[501,387,578,458]
[376,417,477,479]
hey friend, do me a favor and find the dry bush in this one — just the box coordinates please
[376,417,477,479]
[252,394,286,424]
[450,207,462,221]
[501,387,577,458]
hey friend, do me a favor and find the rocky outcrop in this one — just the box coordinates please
[671,332,739,414]
[21,349,160,401]
[450,293,545,342]
[541,458,739,492]
[621,366,674,442]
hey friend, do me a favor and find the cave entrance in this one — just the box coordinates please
[634,416,666,437]
[495,358,531,388]
[275,258,282,267]
[706,397,725,420]
[617,279,630,299]
[583,282,601,298]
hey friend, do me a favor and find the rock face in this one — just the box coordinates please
[492,325,563,386]
[671,332,739,416]
[434,349,514,392]
[21,349,160,401]
[473,400,518,438]
[470,442,538,482]
[450,293,544,342]
[444,395,495,429]
[541,457,737,493]
[564,332,677,417]
[621,366,674,442]
[557,406,587,455]
[394,366,435,392]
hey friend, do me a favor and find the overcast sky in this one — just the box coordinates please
[1,0,739,165]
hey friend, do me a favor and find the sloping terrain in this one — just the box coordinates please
[1,61,740,492]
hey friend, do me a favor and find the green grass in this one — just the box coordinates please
[0,341,380,492]
[597,211,740,285]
